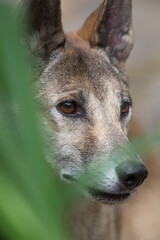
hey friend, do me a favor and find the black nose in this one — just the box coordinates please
[117,162,148,189]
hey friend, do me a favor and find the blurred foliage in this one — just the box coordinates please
[0,2,78,240]
[0,2,160,240]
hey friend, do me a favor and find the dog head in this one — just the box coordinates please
[21,0,148,204]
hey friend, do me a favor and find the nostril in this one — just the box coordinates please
[62,174,75,181]
[126,173,137,187]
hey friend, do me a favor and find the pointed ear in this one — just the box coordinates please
[19,0,65,68]
[78,0,133,70]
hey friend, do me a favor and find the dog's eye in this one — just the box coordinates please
[59,101,77,114]
[121,101,130,116]
[57,100,84,117]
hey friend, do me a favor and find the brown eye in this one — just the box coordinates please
[121,101,130,116]
[59,101,77,114]
[57,101,84,117]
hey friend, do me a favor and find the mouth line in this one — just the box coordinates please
[89,189,130,203]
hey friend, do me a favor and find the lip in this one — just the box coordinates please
[89,188,130,204]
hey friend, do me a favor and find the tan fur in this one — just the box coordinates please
[19,1,148,239]
[71,199,121,240]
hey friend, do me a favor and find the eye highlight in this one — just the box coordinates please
[121,101,131,117]
[57,100,84,117]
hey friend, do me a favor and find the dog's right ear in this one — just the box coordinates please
[19,0,65,69]
[78,0,133,70]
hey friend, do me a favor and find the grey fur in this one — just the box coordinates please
[20,1,148,239]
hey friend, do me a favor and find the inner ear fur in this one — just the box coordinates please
[19,0,65,68]
[78,0,133,70]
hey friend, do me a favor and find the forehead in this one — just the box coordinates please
[40,41,129,102]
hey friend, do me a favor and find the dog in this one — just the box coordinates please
[19,0,148,239]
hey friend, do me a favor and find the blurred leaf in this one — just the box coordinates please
[0,2,74,240]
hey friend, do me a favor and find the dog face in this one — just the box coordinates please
[22,0,148,204]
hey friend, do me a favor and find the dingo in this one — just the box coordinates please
[20,0,148,239]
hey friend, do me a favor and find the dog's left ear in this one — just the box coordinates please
[78,0,133,70]
[19,0,65,70]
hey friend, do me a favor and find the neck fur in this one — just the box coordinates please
[70,198,121,240]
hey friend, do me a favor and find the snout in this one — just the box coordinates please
[116,161,148,190]
[61,156,148,205]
